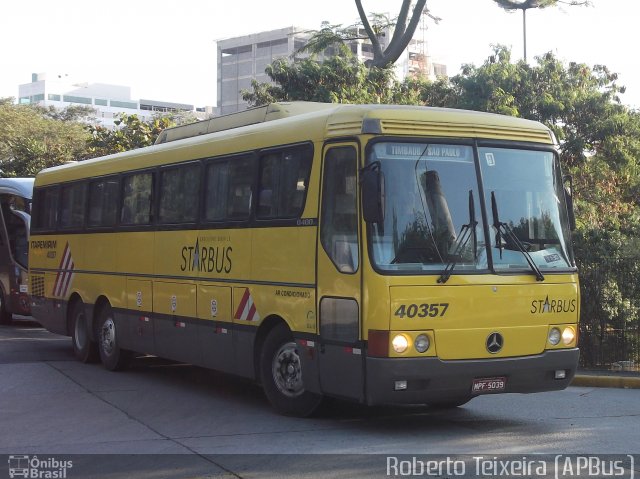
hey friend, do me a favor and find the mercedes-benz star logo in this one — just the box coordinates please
[486,332,504,354]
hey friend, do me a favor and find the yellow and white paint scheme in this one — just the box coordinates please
[29,102,580,412]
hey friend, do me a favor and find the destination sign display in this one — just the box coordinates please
[374,143,473,161]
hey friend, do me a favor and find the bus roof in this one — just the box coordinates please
[34,103,554,186]
[0,178,34,199]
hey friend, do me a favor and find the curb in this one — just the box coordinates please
[572,374,640,389]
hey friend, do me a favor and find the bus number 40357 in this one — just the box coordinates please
[394,303,449,318]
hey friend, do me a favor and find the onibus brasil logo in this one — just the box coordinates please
[8,455,73,478]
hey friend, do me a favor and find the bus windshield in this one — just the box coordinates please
[368,142,575,275]
[369,142,486,273]
[479,147,574,271]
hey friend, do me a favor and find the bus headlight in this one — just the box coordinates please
[548,328,561,346]
[414,334,430,353]
[562,327,575,345]
[392,334,409,353]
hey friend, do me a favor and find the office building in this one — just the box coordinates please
[18,73,212,128]
[217,25,447,114]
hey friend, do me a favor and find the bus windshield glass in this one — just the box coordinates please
[368,142,486,273]
[479,147,574,271]
[368,142,575,275]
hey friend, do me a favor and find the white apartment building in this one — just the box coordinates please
[18,73,212,127]
[217,25,447,115]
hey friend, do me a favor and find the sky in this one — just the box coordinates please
[1,0,638,108]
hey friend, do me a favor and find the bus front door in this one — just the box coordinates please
[316,143,364,402]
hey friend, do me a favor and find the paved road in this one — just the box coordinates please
[1,320,639,478]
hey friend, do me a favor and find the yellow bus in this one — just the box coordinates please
[29,102,579,416]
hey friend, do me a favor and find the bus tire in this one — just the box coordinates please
[259,323,321,417]
[97,304,131,371]
[0,290,11,325]
[70,301,99,363]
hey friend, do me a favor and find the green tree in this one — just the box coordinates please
[242,54,398,106]
[440,46,640,365]
[425,46,640,230]
[0,98,90,177]
[85,112,197,159]
[37,104,97,123]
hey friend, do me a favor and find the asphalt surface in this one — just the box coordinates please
[1,319,639,478]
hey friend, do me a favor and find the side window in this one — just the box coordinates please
[204,156,255,222]
[31,188,45,230]
[159,163,200,224]
[320,147,359,273]
[257,146,312,219]
[32,187,59,231]
[257,153,278,218]
[88,177,119,227]
[204,161,230,221]
[60,183,86,229]
[121,172,153,225]
[227,157,255,220]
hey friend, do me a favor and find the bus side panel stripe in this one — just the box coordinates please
[53,243,73,297]
[246,302,257,321]
[57,248,72,297]
[60,261,75,297]
[52,245,67,296]
[240,296,253,321]
[234,288,250,320]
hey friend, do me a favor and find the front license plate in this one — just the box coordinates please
[471,376,507,394]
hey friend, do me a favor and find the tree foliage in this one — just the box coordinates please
[0,99,90,177]
[242,55,398,105]
[85,113,183,159]
[1,98,198,176]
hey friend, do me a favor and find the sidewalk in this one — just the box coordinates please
[572,370,640,389]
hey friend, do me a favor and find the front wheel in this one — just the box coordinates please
[70,301,99,363]
[260,323,322,417]
[97,304,131,371]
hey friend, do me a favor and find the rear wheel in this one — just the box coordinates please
[0,290,12,325]
[97,304,131,371]
[260,323,322,417]
[70,301,99,363]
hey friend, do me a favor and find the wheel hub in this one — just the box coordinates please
[101,318,116,356]
[272,341,304,398]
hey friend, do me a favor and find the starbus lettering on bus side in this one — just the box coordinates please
[180,238,232,274]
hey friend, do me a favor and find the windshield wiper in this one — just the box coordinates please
[438,190,477,284]
[491,191,545,281]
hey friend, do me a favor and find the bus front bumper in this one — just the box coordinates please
[365,348,579,406]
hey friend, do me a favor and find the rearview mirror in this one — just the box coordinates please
[361,163,385,225]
